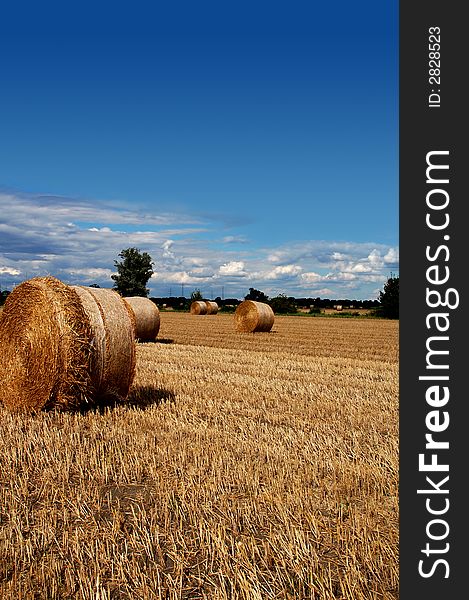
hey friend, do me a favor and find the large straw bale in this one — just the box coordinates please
[71,286,136,402]
[0,277,93,412]
[190,300,207,315]
[234,300,275,333]
[123,296,160,342]
[205,301,219,315]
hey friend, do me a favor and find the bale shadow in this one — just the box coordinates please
[127,385,176,408]
[78,386,176,415]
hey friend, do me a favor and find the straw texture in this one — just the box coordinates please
[123,296,160,342]
[205,301,219,315]
[0,277,93,412]
[190,300,207,315]
[71,286,136,402]
[234,300,275,333]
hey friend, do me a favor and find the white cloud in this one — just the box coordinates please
[219,261,246,276]
[0,191,398,300]
[307,287,335,297]
[350,263,369,273]
[267,251,287,263]
[301,271,322,283]
[367,249,383,267]
[272,264,302,276]
[158,270,215,284]
[331,252,347,261]
[384,247,399,264]
[222,235,248,244]
[259,264,302,280]
[68,268,114,280]
[327,272,357,281]
[0,266,21,276]
[162,239,176,260]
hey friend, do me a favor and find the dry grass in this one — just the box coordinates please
[0,313,398,599]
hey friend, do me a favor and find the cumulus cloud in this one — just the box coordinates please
[157,270,216,285]
[271,264,302,277]
[384,247,399,264]
[0,191,398,299]
[350,263,369,273]
[326,272,357,282]
[0,266,21,276]
[257,264,303,280]
[162,240,176,260]
[331,252,348,261]
[219,261,246,276]
[301,271,323,283]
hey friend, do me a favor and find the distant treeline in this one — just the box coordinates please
[149,296,380,311]
[0,289,380,311]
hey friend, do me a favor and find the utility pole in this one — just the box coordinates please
[181,283,185,297]
[222,286,224,300]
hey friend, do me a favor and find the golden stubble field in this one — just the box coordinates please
[0,312,399,600]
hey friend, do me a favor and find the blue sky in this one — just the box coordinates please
[0,1,398,300]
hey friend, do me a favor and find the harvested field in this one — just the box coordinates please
[0,313,399,599]
[158,311,398,362]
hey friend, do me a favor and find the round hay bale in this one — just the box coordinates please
[190,300,207,315]
[0,277,93,412]
[71,286,136,402]
[234,300,275,333]
[123,296,160,342]
[205,301,219,315]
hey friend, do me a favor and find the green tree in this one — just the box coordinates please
[111,247,154,297]
[245,288,269,302]
[190,289,203,302]
[378,276,399,319]
[269,294,297,314]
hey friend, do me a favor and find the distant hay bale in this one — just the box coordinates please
[0,277,93,412]
[190,300,207,315]
[71,286,136,403]
[205,301,219,315]
[234,300,275,333]
[123,296,160,342]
